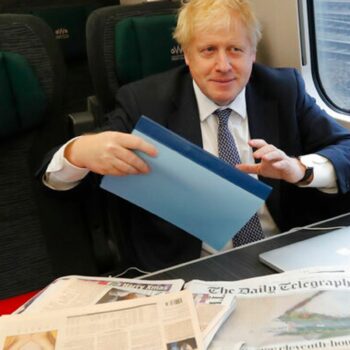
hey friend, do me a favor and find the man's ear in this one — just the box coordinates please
[252,51,257,63]
[183,49,190,66]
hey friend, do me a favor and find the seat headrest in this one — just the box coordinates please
[0,51,47,139]
[32,5,92,61]
[114,14,184,85]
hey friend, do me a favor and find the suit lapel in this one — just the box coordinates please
[246,77,282,226]
[166,70,203,148]
[246,82,279,147]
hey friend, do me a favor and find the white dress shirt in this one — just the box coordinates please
[44,81,338,255]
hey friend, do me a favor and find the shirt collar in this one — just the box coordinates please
[193,80,247,122]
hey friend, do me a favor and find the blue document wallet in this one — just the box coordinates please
[100,116,272,250]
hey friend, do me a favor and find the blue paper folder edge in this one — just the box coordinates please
[136,116,272,200]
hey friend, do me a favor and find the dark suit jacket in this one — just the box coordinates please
[42,63,350,272]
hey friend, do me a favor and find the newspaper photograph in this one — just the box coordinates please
[16,275,184,314]
[0,290,204,350]
[186,268,350,350]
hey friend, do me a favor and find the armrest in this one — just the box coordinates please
[87,95,105,127]
[67,110,96,136]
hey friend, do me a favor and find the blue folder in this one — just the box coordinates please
[100,116,272,250]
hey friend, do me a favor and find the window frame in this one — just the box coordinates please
[299,0,350,127]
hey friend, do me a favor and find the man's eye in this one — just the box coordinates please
[231,47,243,53]
[202,47,215,54]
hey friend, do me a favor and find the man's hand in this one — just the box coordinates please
[64,131,158,176]
[236,139,306,183]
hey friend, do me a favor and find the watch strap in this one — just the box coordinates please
[296,157,314,185]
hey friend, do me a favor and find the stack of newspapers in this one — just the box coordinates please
[194,266,350,350]
[0,275,236,350]
[2,266,350,350]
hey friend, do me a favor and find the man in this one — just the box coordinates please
[42,0,350,271]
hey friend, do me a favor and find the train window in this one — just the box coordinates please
[308,0,350,113]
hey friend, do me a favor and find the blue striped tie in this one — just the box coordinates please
[215,108,265,246]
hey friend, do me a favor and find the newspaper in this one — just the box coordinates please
[188,282,236,349]
[16,275,185,314]
[15,275,232,349]
[0,290,204,350]
[185,267,350,350]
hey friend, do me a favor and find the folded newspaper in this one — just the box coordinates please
[0,290,204,350]
[15,275,185,314]
[9,275,235,349]
[185,267,350,350]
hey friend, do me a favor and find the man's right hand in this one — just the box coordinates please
[64,131,158,176]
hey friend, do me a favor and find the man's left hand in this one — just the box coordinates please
[236,139,306,183]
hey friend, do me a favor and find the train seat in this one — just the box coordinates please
[0,13,116,302]
[86,1,182,123]
[0,1,120,116]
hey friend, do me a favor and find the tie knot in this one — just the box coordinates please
[214,108,232,124]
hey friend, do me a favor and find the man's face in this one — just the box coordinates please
[184,18,256,106]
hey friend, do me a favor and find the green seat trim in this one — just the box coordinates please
[115,14,184,85]
[0,53,17,138]
[0,51,46,139]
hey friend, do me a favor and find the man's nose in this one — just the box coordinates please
[216,51,232,71]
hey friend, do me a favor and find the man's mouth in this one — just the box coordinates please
[211,77,236,83]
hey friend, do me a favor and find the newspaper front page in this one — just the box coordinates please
[0,290,204,350]
[186,267,350,350]
[16,275,184,314]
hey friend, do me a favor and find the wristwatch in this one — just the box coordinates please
[296,157,314,185]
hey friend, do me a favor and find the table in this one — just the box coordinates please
[144,212,350,282]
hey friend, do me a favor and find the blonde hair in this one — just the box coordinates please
[173,0,262,51]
